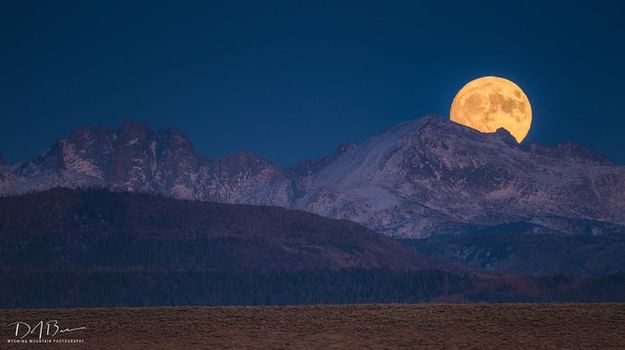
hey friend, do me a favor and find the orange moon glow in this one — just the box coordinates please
[450,76,532,143]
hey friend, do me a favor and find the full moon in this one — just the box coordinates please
[450,76,532,143]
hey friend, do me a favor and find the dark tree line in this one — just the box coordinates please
[2,269,625,309]
[0,269,467,308]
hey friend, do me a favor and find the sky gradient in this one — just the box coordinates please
[1,1,624,165]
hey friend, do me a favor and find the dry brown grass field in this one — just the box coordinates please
[2,304,625,349]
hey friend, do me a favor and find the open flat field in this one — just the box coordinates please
[2,304,625,349]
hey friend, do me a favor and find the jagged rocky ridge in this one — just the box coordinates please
[1,116,624,238]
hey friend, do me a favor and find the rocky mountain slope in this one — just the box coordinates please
[1,116,624,239]
[293,117,625,237]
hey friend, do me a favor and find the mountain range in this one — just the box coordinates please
[2,115,624,240]
[3,188,625,308]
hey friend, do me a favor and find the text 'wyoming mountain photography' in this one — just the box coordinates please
[1,1,625,349]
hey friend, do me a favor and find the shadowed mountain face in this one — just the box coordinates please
[1,116,624,238]
[0,188,424,272]
[3,188,625,308]
[400,219,625,276]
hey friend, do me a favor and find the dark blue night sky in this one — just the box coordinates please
[1,1,624,166]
